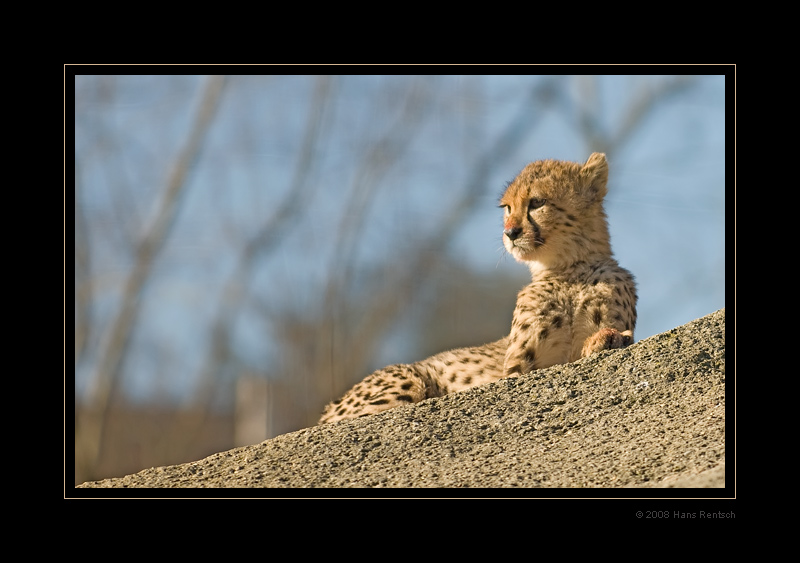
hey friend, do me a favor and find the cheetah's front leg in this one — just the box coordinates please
[581,328,633,358]
[503,335,536,377]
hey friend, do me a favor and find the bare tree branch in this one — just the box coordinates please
[318,77,434,398]
[189,75,335,413]
[573,75,698,156]
[610,76,696,152]
[242,76,336,262]
[78,75,228,477]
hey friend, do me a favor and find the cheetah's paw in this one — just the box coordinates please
[581,328,633,357]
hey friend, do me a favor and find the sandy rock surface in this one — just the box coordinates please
[76,309,727,492]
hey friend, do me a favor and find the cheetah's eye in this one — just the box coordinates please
[499,204,510,214]
[528,198,546,210]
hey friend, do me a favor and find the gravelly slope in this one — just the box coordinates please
[77,309,727,491]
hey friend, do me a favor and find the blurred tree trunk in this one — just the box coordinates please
[175,76,336,457]
[75,75,228,481]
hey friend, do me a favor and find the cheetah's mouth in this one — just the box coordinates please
[505,236,543,261]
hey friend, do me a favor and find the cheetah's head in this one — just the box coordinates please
[498,152,611,268]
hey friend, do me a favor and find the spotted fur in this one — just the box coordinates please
[318,153,636,424]
[499,152,636,376]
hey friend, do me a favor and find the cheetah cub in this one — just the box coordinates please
[318,152,636,424]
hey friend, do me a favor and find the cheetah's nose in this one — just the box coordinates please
[504,226,523,240]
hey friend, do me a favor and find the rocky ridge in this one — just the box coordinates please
[76,309,727,492]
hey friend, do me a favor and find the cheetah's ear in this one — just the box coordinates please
[580,152,609,202]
